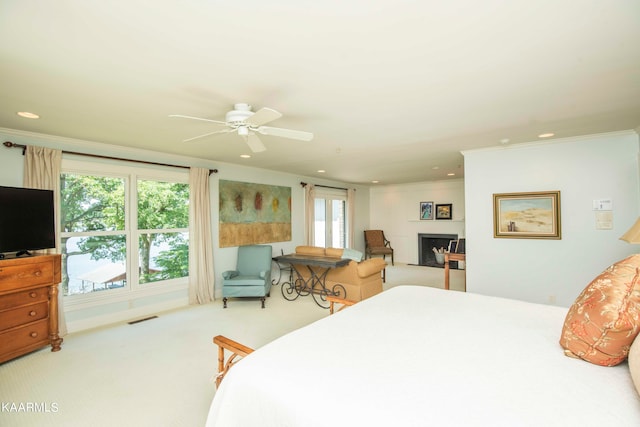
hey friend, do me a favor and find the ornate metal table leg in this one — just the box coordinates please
[271,260,281,285]
[281,265,306,301]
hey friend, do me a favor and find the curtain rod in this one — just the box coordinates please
[3,141,218,175]
[300,181,351,191]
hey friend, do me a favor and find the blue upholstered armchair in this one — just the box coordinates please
[222,245,273,308]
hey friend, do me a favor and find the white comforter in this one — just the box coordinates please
[206,286,640,426]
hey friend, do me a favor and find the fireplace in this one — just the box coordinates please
[418,233,458,268]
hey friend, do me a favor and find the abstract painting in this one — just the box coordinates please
[219,180,292,247]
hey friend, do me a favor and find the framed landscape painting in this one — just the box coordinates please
[435,203,452,220]
[493,191,561,239]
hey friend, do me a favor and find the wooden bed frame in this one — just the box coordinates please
[212,335,254,387]
[213,296,356,386]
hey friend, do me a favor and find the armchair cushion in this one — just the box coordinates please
[357,258,386,278]
[325,247,344,258]
[296,246,326,256]
[222,270,239,280]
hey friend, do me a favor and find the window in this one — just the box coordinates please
[136,179,189,285]
[313,187,347,248]
[60,160,189,302]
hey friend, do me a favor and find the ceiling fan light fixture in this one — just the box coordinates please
[17,111,39,119]
[226,105,253,123]
[172,103,311,152]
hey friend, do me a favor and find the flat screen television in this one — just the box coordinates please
[0,185,55,257]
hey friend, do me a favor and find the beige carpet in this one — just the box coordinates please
[0,263,464,426]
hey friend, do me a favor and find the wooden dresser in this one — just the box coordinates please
[0,254,63,363]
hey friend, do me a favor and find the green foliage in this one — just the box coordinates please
[61,174,125,233]
[137,180,189,229]
[61,174,190,291]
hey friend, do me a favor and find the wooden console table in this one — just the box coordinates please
[444,252,466,292]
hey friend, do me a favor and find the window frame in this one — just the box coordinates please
[313,187,348,248]
[61,158,190,310]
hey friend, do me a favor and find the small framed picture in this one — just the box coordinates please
[448,240,458,253]
[435,203,452,220]
[420,201,434,220]
[456,238,466,253]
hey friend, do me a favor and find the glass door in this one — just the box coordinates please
[314,197,346,248]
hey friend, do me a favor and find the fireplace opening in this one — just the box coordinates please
[418,233,458,268]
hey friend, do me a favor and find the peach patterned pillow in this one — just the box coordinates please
[559,254,640,366]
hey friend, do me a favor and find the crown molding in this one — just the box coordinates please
[0,127,217,170]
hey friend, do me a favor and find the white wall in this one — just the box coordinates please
[0,127,370,329]
[463,131,640,307]
[369,179,465,264]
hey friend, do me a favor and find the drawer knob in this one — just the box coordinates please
[30,332,38,338]
[34,270,42,277]
[29,292,38,298]
[29,310,37,317]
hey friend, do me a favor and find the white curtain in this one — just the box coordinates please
[347,188,355,248]
[188,167,215,304]
[23,145,67,336]
[304,184,315,245]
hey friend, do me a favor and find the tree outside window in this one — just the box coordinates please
[60,173,189,296]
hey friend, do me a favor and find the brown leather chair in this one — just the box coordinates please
[364,230,394,266]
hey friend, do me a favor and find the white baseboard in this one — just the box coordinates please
[65,297,189,333]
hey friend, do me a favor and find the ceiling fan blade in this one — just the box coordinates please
[183,128,233,142]
[257,126,313,141]
[245,107,282,127]
[244,133,266,153]
[169,114,227,125]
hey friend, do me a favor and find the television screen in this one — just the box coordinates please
[0,186,55,256]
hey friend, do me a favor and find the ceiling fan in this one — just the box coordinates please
[170,103,313,153]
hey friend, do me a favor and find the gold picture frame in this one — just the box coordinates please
[493,191,561,239]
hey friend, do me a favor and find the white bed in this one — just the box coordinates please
[206,286,640,426]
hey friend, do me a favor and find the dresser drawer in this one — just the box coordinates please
[0,319,49,362]
[0,301,49,332]
[0,255,61,362]
[0,287,49,311]
[0,261,55,292]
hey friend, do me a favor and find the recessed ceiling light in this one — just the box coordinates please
[317,169,325,173]
[240,154,251,159]
[447,173,455,176]
[432,166,440,170]
[371,180,379,184]
[538,132,555,138]
[17,111,39,119]
[500,138,510,144]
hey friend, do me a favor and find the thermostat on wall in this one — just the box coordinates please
[595,211,613,230]
[593,199,613,211]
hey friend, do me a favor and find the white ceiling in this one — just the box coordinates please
[1,1,639,185]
